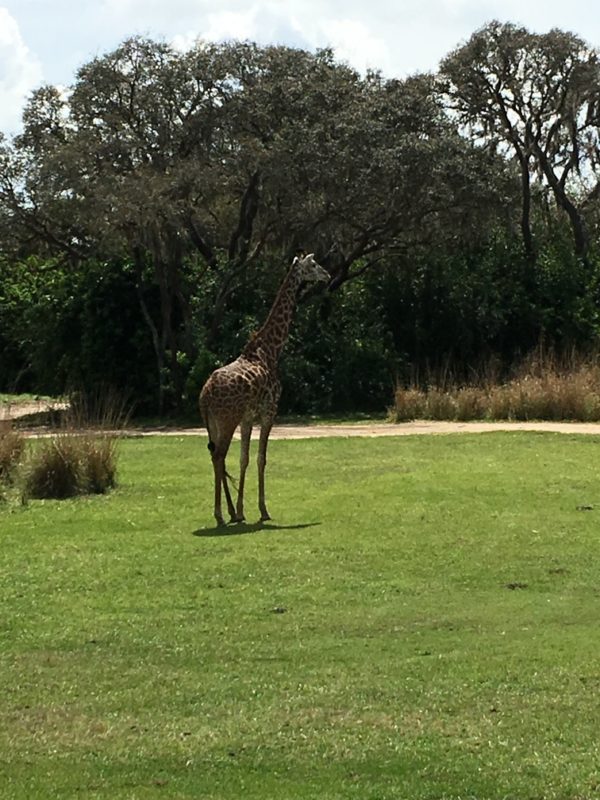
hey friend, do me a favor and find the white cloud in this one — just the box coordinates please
[0,7,43,134]
[167,4,394,76]
[89,0,600,83]
[2,0,600,137]
[172,3,310,51]
[204,8,259,42]
[318,17,393,74]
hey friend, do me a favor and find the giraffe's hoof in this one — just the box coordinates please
[259,514,271,523]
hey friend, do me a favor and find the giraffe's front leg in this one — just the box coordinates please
[257,420,274,522]
[221,458,237,523]
[211,456,226,526]
[235,420,252,522]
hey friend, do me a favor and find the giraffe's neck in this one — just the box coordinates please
[244,264,300,367]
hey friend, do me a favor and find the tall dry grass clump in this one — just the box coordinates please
[392,388,428,422]
[0,420,25,491]
[23,389,130,501]
[390,352,600,423]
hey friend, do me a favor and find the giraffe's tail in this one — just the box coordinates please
[199,396,238,484]
[199,396,216,453]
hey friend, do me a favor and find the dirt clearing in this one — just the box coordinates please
[4,400,600,437]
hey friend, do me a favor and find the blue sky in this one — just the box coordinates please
[1,0,599,134]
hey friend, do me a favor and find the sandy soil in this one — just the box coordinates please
[4,400,600,437]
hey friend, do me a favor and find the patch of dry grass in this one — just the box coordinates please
[22,388,129,501]
[391,353,600,422]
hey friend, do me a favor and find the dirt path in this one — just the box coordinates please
[5,401,600,437]
[0,401,68,421]
[135,420,600,438]
[265,420,600,438]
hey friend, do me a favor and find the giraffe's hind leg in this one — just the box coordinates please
[211,455,237,525]
[209,422,237,526]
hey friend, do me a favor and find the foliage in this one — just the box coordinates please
[0,27,600,414]
[0,257,155,403]
[2,434,600,797]
[24,436,90,499]
[440,21,600,262]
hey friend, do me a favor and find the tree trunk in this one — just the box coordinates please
[532,142,590,265]
[518,153,535,263]
[133,248,166,413]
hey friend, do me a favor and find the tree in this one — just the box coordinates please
[440,21,600,265]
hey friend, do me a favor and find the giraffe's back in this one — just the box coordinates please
[199,355,273,425]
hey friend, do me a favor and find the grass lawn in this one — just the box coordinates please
[2,432,600,799]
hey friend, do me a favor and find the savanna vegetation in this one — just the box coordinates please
[1,21,599,417]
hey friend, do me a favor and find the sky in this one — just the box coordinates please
[1,0,599,134]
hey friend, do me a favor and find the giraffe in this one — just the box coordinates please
[199,252,330,526]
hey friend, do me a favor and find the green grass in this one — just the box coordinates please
[2,433,600,799]
[0,393,60,405]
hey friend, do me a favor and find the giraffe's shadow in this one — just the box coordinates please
[192,520,321,537]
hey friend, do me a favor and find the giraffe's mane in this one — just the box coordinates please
[241,263,297,356]
[241,330,260,357]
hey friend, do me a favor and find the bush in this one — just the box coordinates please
[454,387,487,421]
[24,436,85,500]
[83,436,118,494]
[22,389,128,501]
[23,433,119,500]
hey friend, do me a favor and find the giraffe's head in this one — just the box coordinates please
[292,252,330,288]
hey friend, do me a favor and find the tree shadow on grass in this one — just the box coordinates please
[193,520,321,537]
